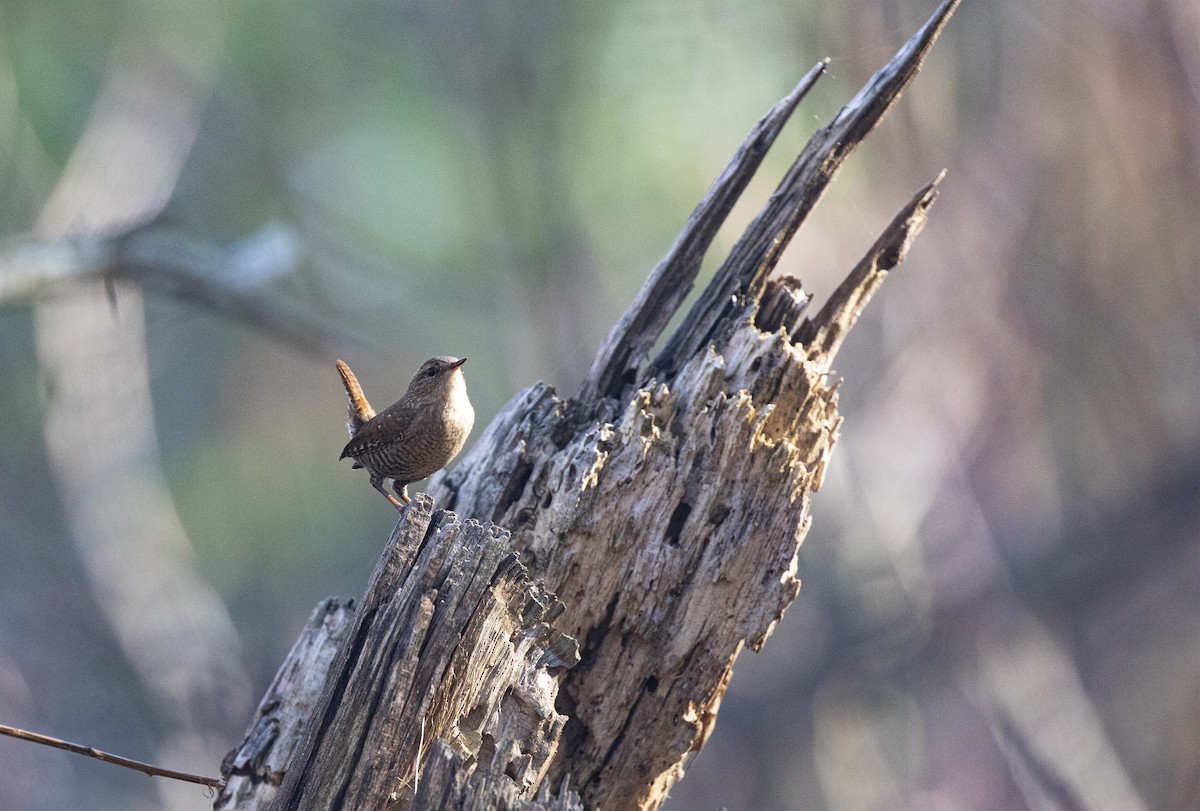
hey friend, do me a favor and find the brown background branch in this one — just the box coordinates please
[0,724,221,790]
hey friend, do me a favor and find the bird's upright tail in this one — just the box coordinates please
[336,359,376,437]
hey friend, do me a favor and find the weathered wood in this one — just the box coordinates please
[429,4,957,808]
[433,285,842,811]
[411,742,582,811]
[224,2,959,809]
[796,172,944,359]
[579,59,828,403]
[258,496,579,810]
[216,599,356,810]
[653,0,960,381]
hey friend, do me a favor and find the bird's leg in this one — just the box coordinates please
[380,487,407,512]
[390,481,411,509]
[369,472,408,511]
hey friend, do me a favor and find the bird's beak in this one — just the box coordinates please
[449,357,467,370]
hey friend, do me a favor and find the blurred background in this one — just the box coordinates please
[0,1,1196,809]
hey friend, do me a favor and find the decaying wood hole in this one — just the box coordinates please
[215,2,959,809]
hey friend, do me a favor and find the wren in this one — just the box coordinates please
[336,356,475,510]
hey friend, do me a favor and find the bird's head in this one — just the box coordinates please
[405,356,468,402]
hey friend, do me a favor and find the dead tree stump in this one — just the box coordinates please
[215,2,959,809]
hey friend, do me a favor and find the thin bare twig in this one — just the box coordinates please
[0,723,223,789]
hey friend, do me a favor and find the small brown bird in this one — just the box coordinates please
[336,356,475,510]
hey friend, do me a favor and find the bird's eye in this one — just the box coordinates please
[426,368,438,378]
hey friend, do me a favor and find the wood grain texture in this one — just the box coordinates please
[433,289,840,810]
[216,599,356,810]
[261,497,579,811]
[411,742,583,811]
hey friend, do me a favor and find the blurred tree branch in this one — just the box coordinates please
[0,222,349,354]
[25,7,255,810]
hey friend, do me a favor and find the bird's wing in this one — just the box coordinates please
[339,399,417,460]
